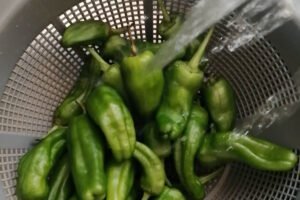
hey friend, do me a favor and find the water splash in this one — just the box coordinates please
[213,0,294,53]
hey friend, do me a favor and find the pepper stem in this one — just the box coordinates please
[157,0,171,22]
[198,167,224,184]
[75,100,86,115]
[128,28,137,56]
[87,48,110,72]
[188,27,214,72]
[141,192,151,200]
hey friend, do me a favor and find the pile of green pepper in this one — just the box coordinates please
[16,1,298,200]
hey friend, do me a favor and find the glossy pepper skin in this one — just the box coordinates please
[156,28,214,140]
[174,105,208,199]
[48,154,73,200]
[68,115,106,200]
[197,132,298,171]
[141,122,172,158]
[204,77,236,132]
[103,36,162,61]
[107,160,135,200]
[53,59,99,126]
[133,142,165,196]
[154,187,186,200]
[17,126,67,200]
[62,20,128,47]
[122,50,164,118]
[157,0,183,40]
[89,48,128,101]
[87,84,136,161]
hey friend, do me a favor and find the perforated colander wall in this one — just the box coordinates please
[0,0,299,199]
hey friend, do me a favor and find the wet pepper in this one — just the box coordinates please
[103,35,162,62]
[68,115,106,200]
[107,159,135,200]
[204,77,236,132]
[154,187,186,200]
[156,27,214,140]
[17,126,67,200]
[53,58,99,126]
[141,122,172,159]
[48,154,73,200]
[121,37,164,118]
[133,142,165,198]
[87,84,136,161]
[88,48,128,101]
[62,20,128,47]
[174,104,208,199]
[197,132,298,171]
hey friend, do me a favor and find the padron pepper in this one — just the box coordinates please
[107,159,135,200]
[48,154,73,200]
[87,84,136,161]
[174,104,208,199]
[157,0,184,40]
[103,36,162,62]
[88,48,128,100]
[133,142,165,199]
[121,34,164,118]
[141,122,172,158]
[156,27,214,140]
[53,58,99,126]
[62,20,128,47]
[197,132,298,171]
[17,126,67,200]
[68,115,106,200]
[204,77,236,132]
[153,187,186,200]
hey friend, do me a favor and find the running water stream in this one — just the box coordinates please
[151,0,300,140]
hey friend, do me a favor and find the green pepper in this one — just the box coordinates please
[68,115,106,200]
[103,36,161,61]
[157,0,184,39]
[153,187,186,200]
[156,27,214,140]
[141,122,172,158]
[133,142,165,198]
[204,77,236,132]
[17,126,67,200]
[62,20,128,47]
[48,154,73,200]
[197,132,298,171]
[174,104,208,199]
[53,58,99,126]
[107,159,135,200]
[121,39,164,118]
[87,84,136,161]
[88,48,128,100]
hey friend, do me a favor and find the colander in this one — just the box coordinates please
[0,0,300,199]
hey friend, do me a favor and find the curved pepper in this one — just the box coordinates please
[156,27,214,140]
[62,20,128,47]
[89,48,128,101]
[157,0,184,39]
[154,187,186,200]
[87,84,136,161]
[17,126,67,200]
[204,77,236,132]
[53,59,99,126]
[48,154,73,200]
[133,142,165,198]
[141,122,172,158]
[107,159,135,200]
[197,132,298,171]
[68,115,106,200]
[174,104,208,199]
[122,45,164,118]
